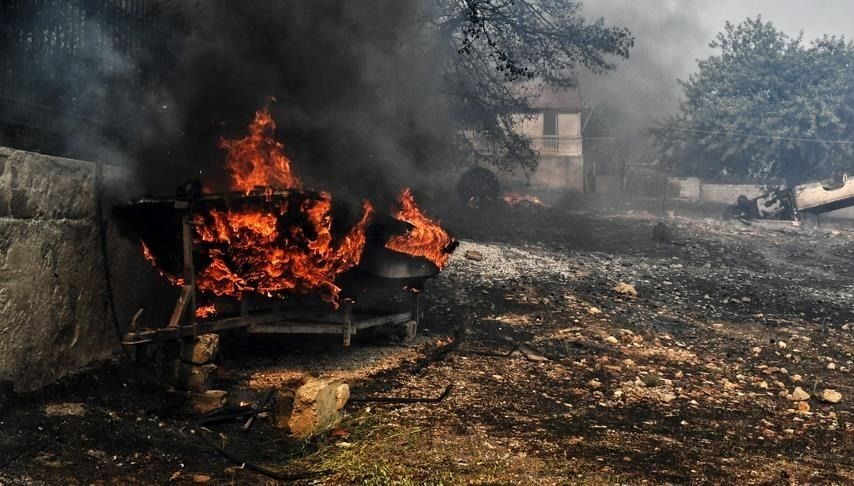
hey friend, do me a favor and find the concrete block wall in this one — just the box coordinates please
[0,147,170,391]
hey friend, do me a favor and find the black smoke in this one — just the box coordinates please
[0,1,455,207]
[140,0,451,206]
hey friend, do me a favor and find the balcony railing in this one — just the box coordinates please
[531,136,582,156]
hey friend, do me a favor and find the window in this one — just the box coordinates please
[542,111,558,136]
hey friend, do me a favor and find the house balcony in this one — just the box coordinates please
[532,136,582,157]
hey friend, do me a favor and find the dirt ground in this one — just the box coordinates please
[3,199,854,484]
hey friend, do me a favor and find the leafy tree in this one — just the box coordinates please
[655,17,854,183]
[432,0,633,175]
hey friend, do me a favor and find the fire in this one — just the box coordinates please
[193,197,374,307]
[221,108,302,194]
[141,241,183,286]
[186,108,376,307]
[195,303,217,320]
[385,188,455,268]
[503,193,550,207]
[138,107,455,315]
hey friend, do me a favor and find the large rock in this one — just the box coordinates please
[276,377,350,438]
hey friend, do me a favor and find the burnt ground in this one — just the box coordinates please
[4,200,854,484]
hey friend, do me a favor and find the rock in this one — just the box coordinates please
[43,402,86,417]
[518,343,549,362]
[192,474,212,483]
[612,282,638,297]
[281,378,350,439]
[588,379,602,389]
[641,374,662,388]
[791,374,802,382]
[820,389,842,404]
[464,250,484,261]
[791,387,810,401]
[189,390,227,414]
[661,393,677,403]
[180,334,220,365]
[777,341,787,350]
[652,222,673,242]
[169,362,218,392]
[588,307,602,315]
[335,383,351,409]
[604,335,619,345]
[827,362,837,370]
[796,401,810,413]
[622,359,636,367]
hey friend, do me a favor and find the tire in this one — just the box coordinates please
[457,167,500,207]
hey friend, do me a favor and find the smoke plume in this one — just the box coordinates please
[138,0,451,206]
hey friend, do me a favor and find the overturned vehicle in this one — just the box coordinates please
[724,173,854,220]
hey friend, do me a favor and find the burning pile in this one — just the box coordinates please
[503,192,550,208]
[140,108,454,312]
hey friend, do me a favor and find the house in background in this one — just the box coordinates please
[507,86,586,193]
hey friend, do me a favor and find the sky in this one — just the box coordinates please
[579,0,854,131]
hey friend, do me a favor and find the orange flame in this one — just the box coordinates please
[193,197,374,307]
[186,108,376,307]
[140,108,453,311]
[220,108,302,194]
[385,188,454,268]
[141,241,184,286]
[195,303,217,320]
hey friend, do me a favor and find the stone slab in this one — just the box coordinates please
[0,219,114,391]
[0,149,97,220]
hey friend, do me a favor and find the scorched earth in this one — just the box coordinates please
[2,201,854,484]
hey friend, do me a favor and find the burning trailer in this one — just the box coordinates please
[114,109,456,352]
[723,172,854,221]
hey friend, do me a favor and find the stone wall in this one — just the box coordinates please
[0,147,170,391]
